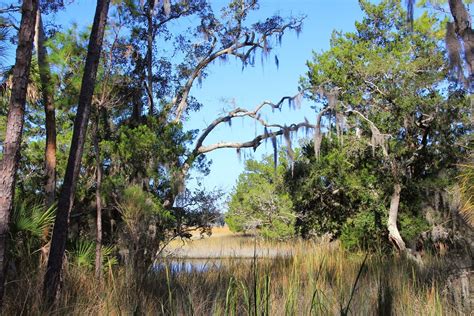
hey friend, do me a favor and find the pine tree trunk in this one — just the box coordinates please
[35,8,57,209]
[146,0,155,115]
[93,110,103,280]
[0,0,38,306]
[43,0,110,306]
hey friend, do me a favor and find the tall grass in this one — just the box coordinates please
[4,238,462,315]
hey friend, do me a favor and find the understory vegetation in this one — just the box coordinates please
[3,236,467,315]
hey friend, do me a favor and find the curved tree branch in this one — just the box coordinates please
[189,91,305,160]
[172,17,305,122]
[196,121,313,155]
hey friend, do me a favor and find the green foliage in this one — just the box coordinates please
[340,210,387,251]
[259,217,295,240]
[9,201,56,269]
[118,185,168,221]
[71,239,95,269]
[457,152,474,226]
[102,124,159,184]
[101,245,119,270]
[226,153,295,240]
[287,137,388,241]
[297,0,471,251]
[117,185,175,270]
[225,214,245,233]
[100,117,197,201]
[11,201,56,240]
[70,240,118,272]
[398,212,430,244]
[46,25,88,96]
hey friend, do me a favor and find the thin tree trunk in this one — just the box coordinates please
[93,109,103,280]
[132,98,141,123]
[0,0,38,306]
[43,0,110,306]
[35,8,57,209]
[146,0,155,115]
[387,183,406,252]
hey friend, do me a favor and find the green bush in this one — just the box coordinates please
[398,213,430,245]
[340,209,387,251]
[226,153,296,240]
[117,185,175,271]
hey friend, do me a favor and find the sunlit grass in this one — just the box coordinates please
[165,226,308,258]
[4,228,460,315]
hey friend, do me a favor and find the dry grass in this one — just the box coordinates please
[4,231,465,315]
[165,226,295,258]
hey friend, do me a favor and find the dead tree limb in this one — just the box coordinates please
[172,17,304,122]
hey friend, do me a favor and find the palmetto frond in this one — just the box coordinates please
[71,239,95,269]
[71,240,118,271]
[101,244,118,270]
[11,201,56,239]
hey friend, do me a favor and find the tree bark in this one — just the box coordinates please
[448,0,474,84]
[35,7,57,209]
[93,109,103,280]
[146,0,155,115]
[43,0,110,306]
[387,183,406,252]
[0,0,38,306]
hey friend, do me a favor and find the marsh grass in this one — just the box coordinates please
[4,232,462,315]
[165,228,295,259]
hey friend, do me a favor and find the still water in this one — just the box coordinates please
[153,257,292,274]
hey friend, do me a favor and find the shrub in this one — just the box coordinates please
[117,185,175,271]
[340,209,387,251]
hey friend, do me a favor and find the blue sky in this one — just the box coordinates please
[3,0,367,198]
[57,0,365,196]
[184,1,365,195]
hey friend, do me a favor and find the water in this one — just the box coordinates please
[153,259,223,274]
[153,257,290,274]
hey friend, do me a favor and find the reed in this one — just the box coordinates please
[4,230,461,315]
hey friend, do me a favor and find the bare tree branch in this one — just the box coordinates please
[178,91,310,177]
[344,108,390,157]
[191,91,305,156]
[172,17,305,122]
[196,121,313,155]
[0,5,20,14]
[0,22,19,31]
